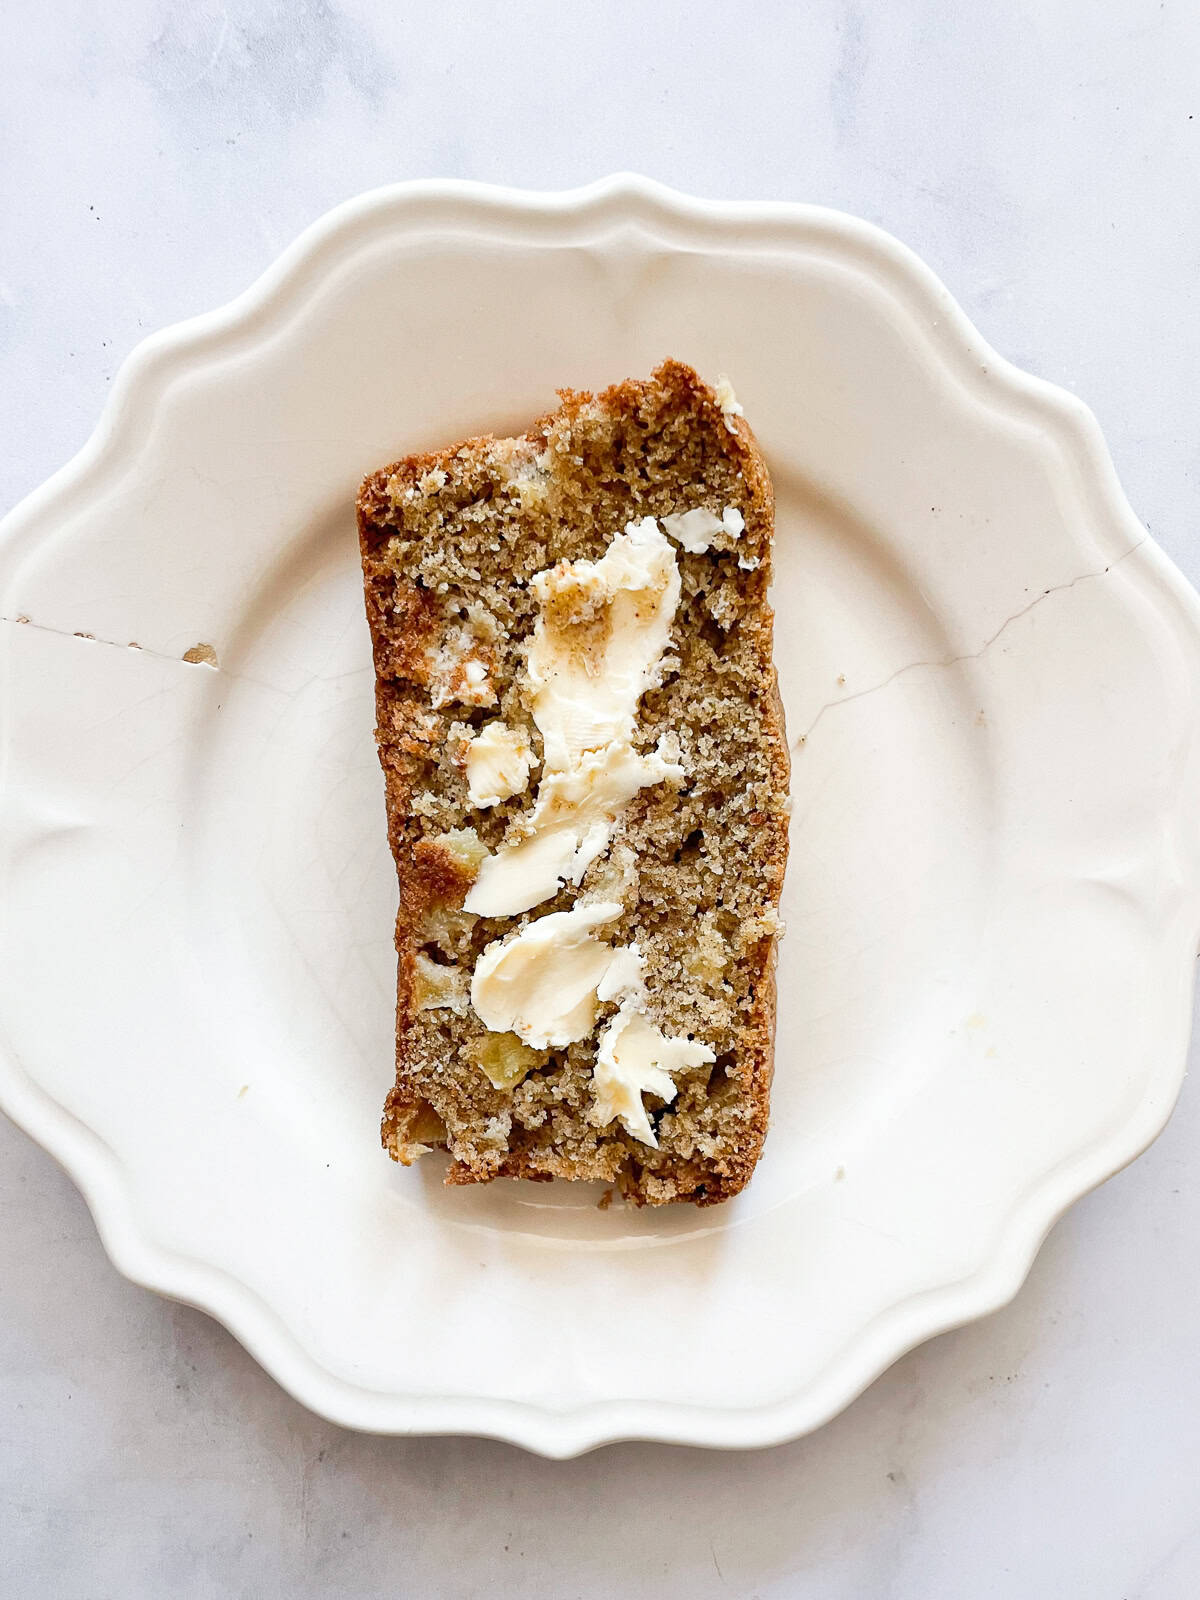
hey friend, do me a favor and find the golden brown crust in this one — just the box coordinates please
[358,360,789,1205]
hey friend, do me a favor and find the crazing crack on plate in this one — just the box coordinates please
[792,536,1148,749]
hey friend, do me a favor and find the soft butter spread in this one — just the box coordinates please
[590,940,714,1146]
[714,374,744,433]
[461,512,736,1140]
[659,504,744,554]
[465,721,534,808]
[470,900,623,1049]
[470,900,715,1144]
[593,1006,714,1147]
[464,517,684,917]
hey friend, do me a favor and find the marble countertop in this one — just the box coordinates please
[4,3,1200,1595]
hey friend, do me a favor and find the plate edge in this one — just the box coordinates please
[3,173,1200,1456]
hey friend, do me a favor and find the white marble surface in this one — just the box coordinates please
[4,2,1200,1595]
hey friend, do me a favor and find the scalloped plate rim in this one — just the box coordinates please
[2,174,1199,1458]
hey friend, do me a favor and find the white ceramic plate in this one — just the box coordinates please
[3,177,1200,1458]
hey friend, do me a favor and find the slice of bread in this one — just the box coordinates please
[357,360,789,1205]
